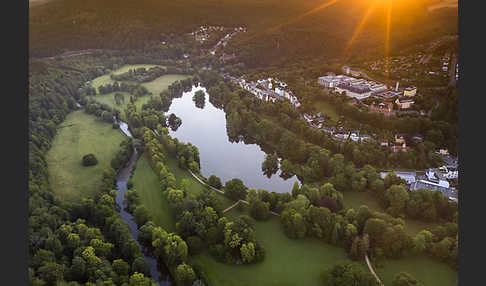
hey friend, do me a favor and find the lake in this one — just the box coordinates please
[167,85,300,193]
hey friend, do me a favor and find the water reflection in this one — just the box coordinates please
[167,85,300,193]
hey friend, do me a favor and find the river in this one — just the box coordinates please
[167,85,300,193]
[115,121,173,285]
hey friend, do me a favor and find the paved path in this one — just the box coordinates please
[187,169,280,216]
[223,201,240,213]
[365,253,384,286]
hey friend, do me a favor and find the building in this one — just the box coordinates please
[395,134,406,145]
[411,180,457,201]
[341,65,361,76]
[369,102,393,115]
[395,97,415,109]
[380,139,389,147]
[391,144,410,152]
[439,148,449,155]
[403,86,417,97]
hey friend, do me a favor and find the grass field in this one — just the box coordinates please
[313,100,340,121]
[376,255,458,286]
[191,205,358,286]
[89,72,191,121]
[46,110,125,201]
[132,153,176,232]
[140,74,191,95]
[90,64,161,93]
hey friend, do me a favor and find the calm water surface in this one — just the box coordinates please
[167,85,300,193]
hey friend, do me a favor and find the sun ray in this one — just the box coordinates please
[236,0,342,46]
[384,0,393,82]
[342,0,379,61]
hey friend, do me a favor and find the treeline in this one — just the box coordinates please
[280,181,457,268]
[110,65,191,83]
[28,56,159,285]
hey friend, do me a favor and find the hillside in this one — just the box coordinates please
[29,0,457,68]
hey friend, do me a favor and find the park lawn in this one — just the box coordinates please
[141,74,191,95]
[343,191,441,236]
[89,73,191,121]
[376,255,458,286]
[132,153,176,232]
[191,205,359,286]
[47,110,126,201]
[313,100,340,121]
[90,64,162,93]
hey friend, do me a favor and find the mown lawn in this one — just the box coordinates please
[132,153,176,232]
[376,255,458,286]
[141,74,191,95]
[313,100,340,121]
[191,205,358,286]
[46,110,125,201]
[89,72,191,121]
[90,64,161,93]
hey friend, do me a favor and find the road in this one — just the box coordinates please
[449,53,457,87]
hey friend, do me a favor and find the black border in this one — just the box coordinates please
[6,0,28,284]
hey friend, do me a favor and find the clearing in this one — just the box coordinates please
[132,153,176,232]
[47,110,125,201]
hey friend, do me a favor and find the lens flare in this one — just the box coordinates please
[236,0,342,45]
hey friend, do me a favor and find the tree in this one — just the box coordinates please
[128,272,154,286]
[175,263,197,285]
[37,262,64,286]
[112,259,130,277]
[240,242,256,263]
[82,154,98,166]
[385,185,410,217]
[208,175,223,189]
[249,199,270,221]
[224,178,248,201]
[321,262,379,286]
[261,153,279,177]
[164,233,189,266]
[392,272,424,286]
[68,256,86,281]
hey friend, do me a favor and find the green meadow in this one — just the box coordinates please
[46,110,125,201]
[132,154,176,232]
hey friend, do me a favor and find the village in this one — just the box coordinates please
[207,28,458,202]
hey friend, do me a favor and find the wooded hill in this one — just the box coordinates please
[30,0,457,68]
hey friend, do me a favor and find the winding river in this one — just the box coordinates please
[116,121,173,285]
[167,85,300,193]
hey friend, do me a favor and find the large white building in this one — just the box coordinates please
[318,74,386,100]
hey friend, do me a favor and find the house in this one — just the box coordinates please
[403,86,417,97]
[439,148,449,155]
[219,53,236,62]
[395,134,406,145]
[391,144,410,152]
[380,139,389,147]
[369,101,393,116]
[395,97,415,109]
